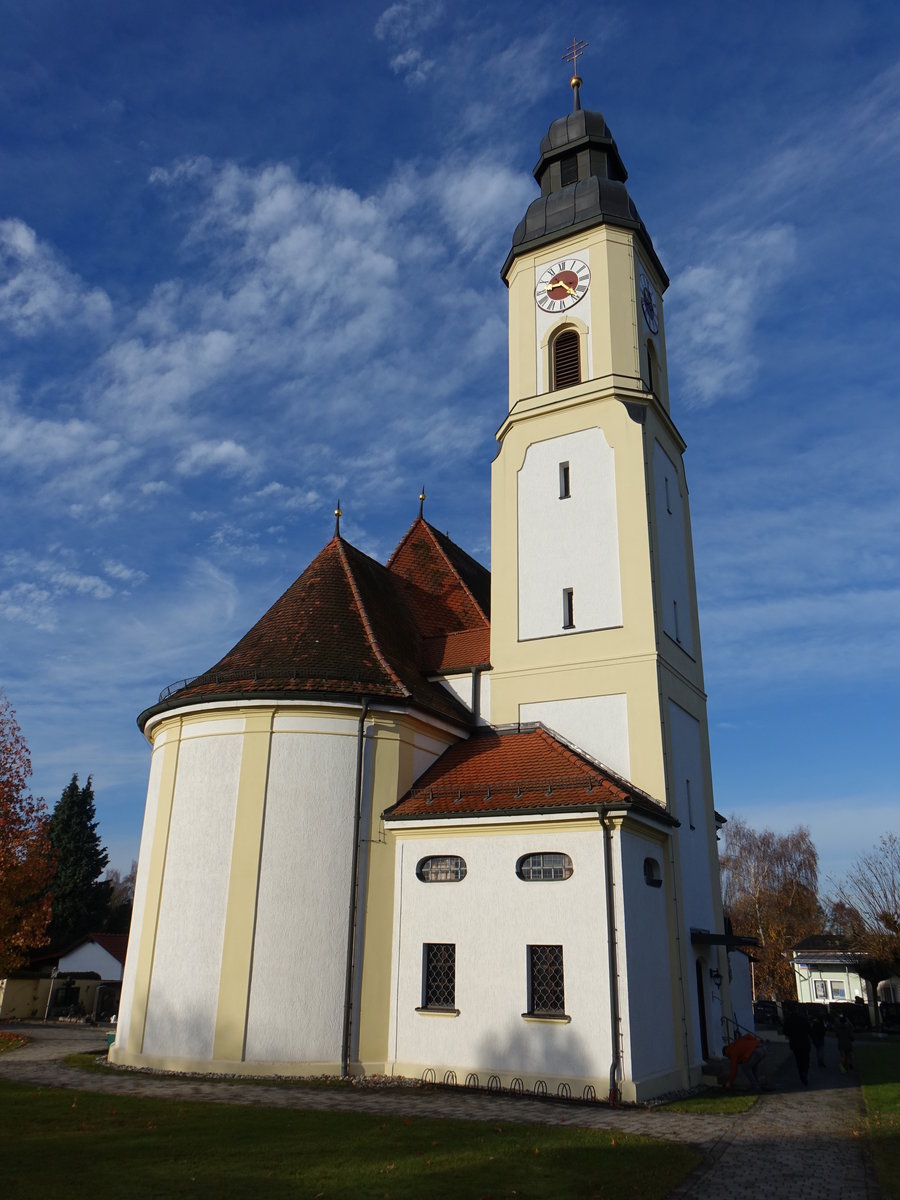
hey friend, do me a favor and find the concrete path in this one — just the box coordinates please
[0,1024,880,1198]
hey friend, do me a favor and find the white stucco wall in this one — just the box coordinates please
[58,942,123,980]
[518,429,622,641]
[652,441,693,656]
[115,736,166,1044]
[519,694,630,780]
[729,951,755,1033]
[142,727,241,1059]
[244,720,359,1062]
[618,829,677,1081]
[388,825,613,1085]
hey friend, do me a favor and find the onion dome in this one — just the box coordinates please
[501,88,667,287]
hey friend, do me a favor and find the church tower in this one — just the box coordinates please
[490,72,726,1018]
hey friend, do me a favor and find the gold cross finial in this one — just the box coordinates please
[563,36,588,85]
[418,485,426,519]
[334,499,342,538]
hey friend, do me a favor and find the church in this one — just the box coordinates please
[111,69,749,1102]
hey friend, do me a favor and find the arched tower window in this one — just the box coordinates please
[551,328,581,390]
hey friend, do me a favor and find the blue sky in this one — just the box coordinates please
[1,0,897,892]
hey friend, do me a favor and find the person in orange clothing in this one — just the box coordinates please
[722,1033,768,1090]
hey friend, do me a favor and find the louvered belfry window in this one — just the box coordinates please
[552,329,581,390]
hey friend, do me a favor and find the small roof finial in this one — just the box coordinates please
[333,499,342,538]
[563,36,588,111]
[418,484,426,519]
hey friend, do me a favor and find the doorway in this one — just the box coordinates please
[695,958,709,1060]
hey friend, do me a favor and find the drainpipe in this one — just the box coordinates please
[602,814,622,1105]
[341,698,370,1078]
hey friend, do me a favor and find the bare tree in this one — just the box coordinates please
[720,816,822,1000]
[831,833,900,992]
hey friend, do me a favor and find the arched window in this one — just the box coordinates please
[416,855,467,882]
[643,857,662,888]
[551,329,581,390]
[517,852,573,881]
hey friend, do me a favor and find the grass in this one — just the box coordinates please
[0,1079,700,1199]
[658,1087,757,1114]
[0,1032,29,1054]
[857,1042,900,1200]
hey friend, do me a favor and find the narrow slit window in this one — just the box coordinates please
[647,341,655,393]
[674,599,681,644]
[551,329,581,390]
[562,588,575,629]
[664,475,672,514]
[559,461,571,499]
[686,778,695,830]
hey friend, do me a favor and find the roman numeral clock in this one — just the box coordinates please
[534,258,591,313]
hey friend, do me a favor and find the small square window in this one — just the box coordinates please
[562,588,575,629]
[527,944,566,1016]
[421,943,456,1010]
[830,980,847,1000]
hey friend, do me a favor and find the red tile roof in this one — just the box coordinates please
[388,518,490,637]
[421,627,492,672]
[141,532,484,729]
[384,724,675,823]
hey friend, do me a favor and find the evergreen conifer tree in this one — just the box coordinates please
[48,774,112,949]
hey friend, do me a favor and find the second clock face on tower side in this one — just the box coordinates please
[535,258,591,313]
[639,270,659,334]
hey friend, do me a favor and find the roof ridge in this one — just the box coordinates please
[394,518,488,629]
[336,538,410,698]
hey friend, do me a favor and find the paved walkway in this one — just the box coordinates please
[0,1025,880,1198]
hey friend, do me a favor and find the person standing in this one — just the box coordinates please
[810,1014,826,1067]
[836,1014,855,1072]
[783,1009,812,1085]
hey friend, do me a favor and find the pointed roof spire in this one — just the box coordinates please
[418,485,426,519]
[334,499,342,539]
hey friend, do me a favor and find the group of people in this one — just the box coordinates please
[722,1010,856,1090]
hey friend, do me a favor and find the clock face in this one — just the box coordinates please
[535,258,591,313]
[639,270,659,334]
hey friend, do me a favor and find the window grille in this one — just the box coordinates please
[552,329,581,389]
[528,944,566,1015]
[517,853,573,882]
[423,943,456,1009]
[417,855,467,883]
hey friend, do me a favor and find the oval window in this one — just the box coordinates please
[416,855,467,883]
[516,852,573,882]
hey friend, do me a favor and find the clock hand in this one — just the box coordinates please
[551,278,577,297]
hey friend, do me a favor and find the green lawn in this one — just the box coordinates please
[857,1042,900,1200]
[658,1088,757,1114]
[0,1079,700,1199]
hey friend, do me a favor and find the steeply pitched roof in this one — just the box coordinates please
[387,517,490,635]
[140,535,476,729]
[383,723,675,824]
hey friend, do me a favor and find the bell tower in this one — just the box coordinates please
[489,68,720,905]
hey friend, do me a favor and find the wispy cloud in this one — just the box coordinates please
[374,0,444,85]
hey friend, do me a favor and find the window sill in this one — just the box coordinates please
[521,1013,571,1024]
[415,1007,460,1017]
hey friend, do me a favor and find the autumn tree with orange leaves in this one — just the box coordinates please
[0,694,55,975]
[719,816,823,1000]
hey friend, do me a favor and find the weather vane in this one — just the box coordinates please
[563,36,588,85]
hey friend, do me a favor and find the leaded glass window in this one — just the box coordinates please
[416,855,467,882]
[517,852,573,882]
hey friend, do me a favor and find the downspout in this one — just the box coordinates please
[602,814,622,1105]
[341,698,370,1078]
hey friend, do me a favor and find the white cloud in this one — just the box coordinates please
[0,218,112,337]
[175,438,258,477]
[104,561,148,586]
[667,224,796,406]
